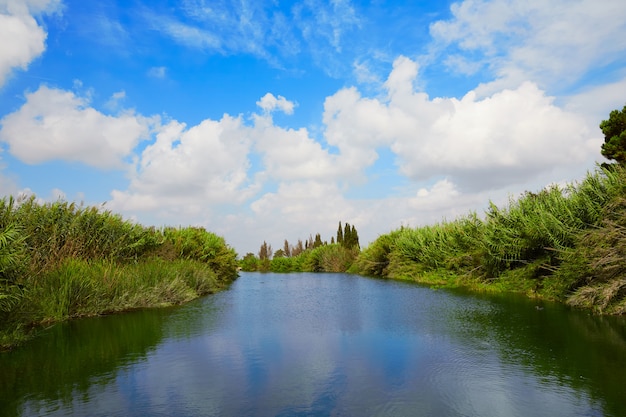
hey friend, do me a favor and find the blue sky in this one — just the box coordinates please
[1,0,626,255]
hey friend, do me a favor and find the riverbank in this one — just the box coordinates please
[0,197,238,351]
[354,166,626,315]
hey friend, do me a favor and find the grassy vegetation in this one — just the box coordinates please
[354,166,626,314]
[0,196,238,350]
[240,243,360,274]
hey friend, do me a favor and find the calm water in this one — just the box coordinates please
[1,272,626,417]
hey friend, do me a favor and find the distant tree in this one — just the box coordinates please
[292,239,304,256]
[344,223,351,247]
[274,249,285,258]
[351,224,360,249]
[258,241,272,260]
[337,221,360,249]
[337,222,344,245]
[600,104,626,165]
[331,236,335,244]
[240,253,258,272]
[314,233,323,248]
[283,239,291,257]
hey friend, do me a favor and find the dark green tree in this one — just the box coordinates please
[600,104,626,165]
[314,233,323,248]
[344,223,351,247]
[351,224,360,249]
[337,222,343,245]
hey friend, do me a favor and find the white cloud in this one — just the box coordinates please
[0,0,59,87]
[252,122,339,182]
[164,20,222,50]
[109,115,257,215]
[430,0,626,95]
[256,93,296,115]
[0,85,151,168]
[563,76,626,127]
[324,56,595,192]
[244,179,367,250]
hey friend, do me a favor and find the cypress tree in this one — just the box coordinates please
[351,224,360,249]
[337,221,344,245]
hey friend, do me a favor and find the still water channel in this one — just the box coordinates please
[2,272,626,417]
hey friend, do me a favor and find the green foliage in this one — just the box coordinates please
[340,222,360,249]
[557,195,626,314]
[392,214,484,276]
[270,256,299,273]
[353,166,626,313]
[355,231,401,277]
[0,196,238,350]
[298,244,357,273]
[337,222,343,245]
[161,227,238,282]
[240,253,259,272]
[600,104,626,165]
[480,169,622,279]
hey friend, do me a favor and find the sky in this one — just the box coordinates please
[1,0,626,256]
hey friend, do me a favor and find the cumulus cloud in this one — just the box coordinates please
[324,56,595,192]
[0,0,62,86]
[252,122,339,182]
[256,93,296,115]
[109,115,257,215]
[0,85,151,168]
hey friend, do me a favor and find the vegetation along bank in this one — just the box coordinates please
[354,104,626,315]
[0,197,238,350]
[2,106,625,350]
[247,105,626,315]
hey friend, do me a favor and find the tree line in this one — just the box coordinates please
[240,221,360,273]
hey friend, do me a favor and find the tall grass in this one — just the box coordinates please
[0,197,238,350]
[354,166,626,313]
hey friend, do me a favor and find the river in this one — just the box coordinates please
[1,272,625,416]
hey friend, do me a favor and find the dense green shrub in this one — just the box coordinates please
[0,197,238,350]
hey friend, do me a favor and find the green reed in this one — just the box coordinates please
[354,166,626,313]
[0,197,238,350]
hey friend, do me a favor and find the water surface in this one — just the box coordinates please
[1,272,625,416]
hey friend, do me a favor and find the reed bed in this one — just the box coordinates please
[355,166,626,313]
[0,197,238,350]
